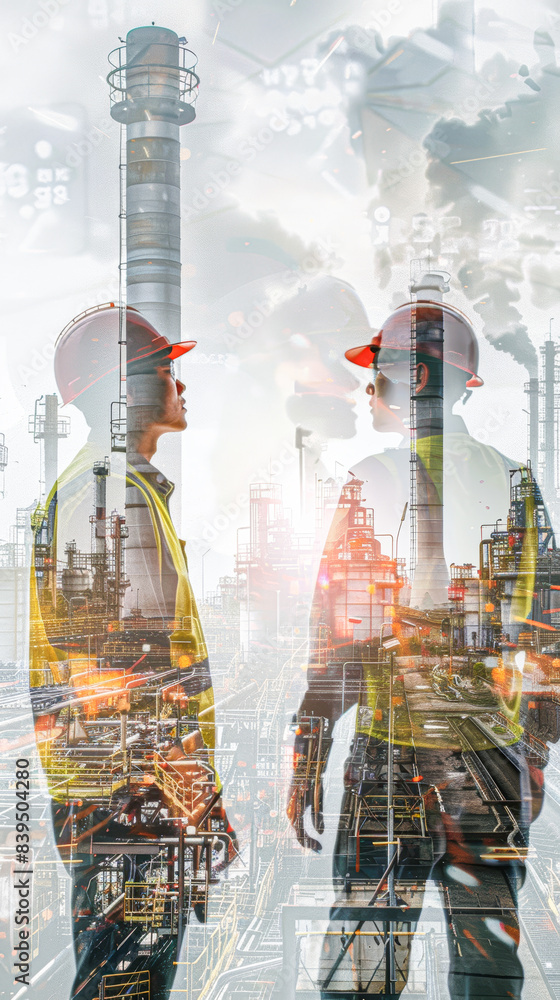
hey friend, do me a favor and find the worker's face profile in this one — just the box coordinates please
[127,361,188,435]
[367,348,411,433]
[154,363,187,433]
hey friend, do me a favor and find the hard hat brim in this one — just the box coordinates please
[131,340,197,364]
[344,343,381,368]
[169,340,197,359]
[55,300,199,405]
[344,341,484,386]
[344,300,483,386]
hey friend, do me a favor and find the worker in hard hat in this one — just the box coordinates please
[30,303,234,1000]
[288,283,555,999]
[345,295,511,581]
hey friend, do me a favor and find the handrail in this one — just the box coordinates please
[106,42,199,103]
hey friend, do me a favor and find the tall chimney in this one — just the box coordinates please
[526,376,539,474]
[92,459,109,598]
[107,27,200,518]
[108,26,199,341]
[28,394,70,498]
[543,337,556,509]
[409,274,450,609]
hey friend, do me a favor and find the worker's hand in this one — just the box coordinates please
[286,776,323,852]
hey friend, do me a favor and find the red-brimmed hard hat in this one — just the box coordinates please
[54,303,197,404]
[344,300,484,388]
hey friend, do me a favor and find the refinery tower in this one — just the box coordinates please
[108,25,199,341]
[107,26,199,506]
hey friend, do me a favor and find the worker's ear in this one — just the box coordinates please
[415,363,429,394]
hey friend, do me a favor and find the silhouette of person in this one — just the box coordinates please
[30,304,234,1000]
[288,283,556,998]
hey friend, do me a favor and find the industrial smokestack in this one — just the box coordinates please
[107,25,200,522]
[28,394,70,498]
[108,26,199,342]
[409,273,450,609]
[43,395,59,497]
[93,460,109,555]
[544,337,556,509]
[92,459,109,598]
[526,377,539,475]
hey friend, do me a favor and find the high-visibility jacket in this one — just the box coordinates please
[302,435,545,753]
[29,444,216,799]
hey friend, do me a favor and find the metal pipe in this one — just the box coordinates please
[395,501,408,565]
[387,650,396,991]
[120,710,127,751]
[376,533,394,560]
[321,843,401,989]
[527,377,539,473]
[167,843,174,897]
[544,338,556,505]
[177,821,185,945]
[387,650,395,905]
[111,513,127,619]
[155,688,161,743]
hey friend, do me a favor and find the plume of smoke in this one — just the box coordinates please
[318,6,559,378]
[456,261,538,376]
[417,23,560,374]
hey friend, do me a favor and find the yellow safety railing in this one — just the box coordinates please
[100,970,150,1000]
[153,757,214,820]
[254,855,276,917]
[217,883,253,918]
[174,899,238,998]
[41,747,129,801]
[30,906,41,961]
[124,880,173,928]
